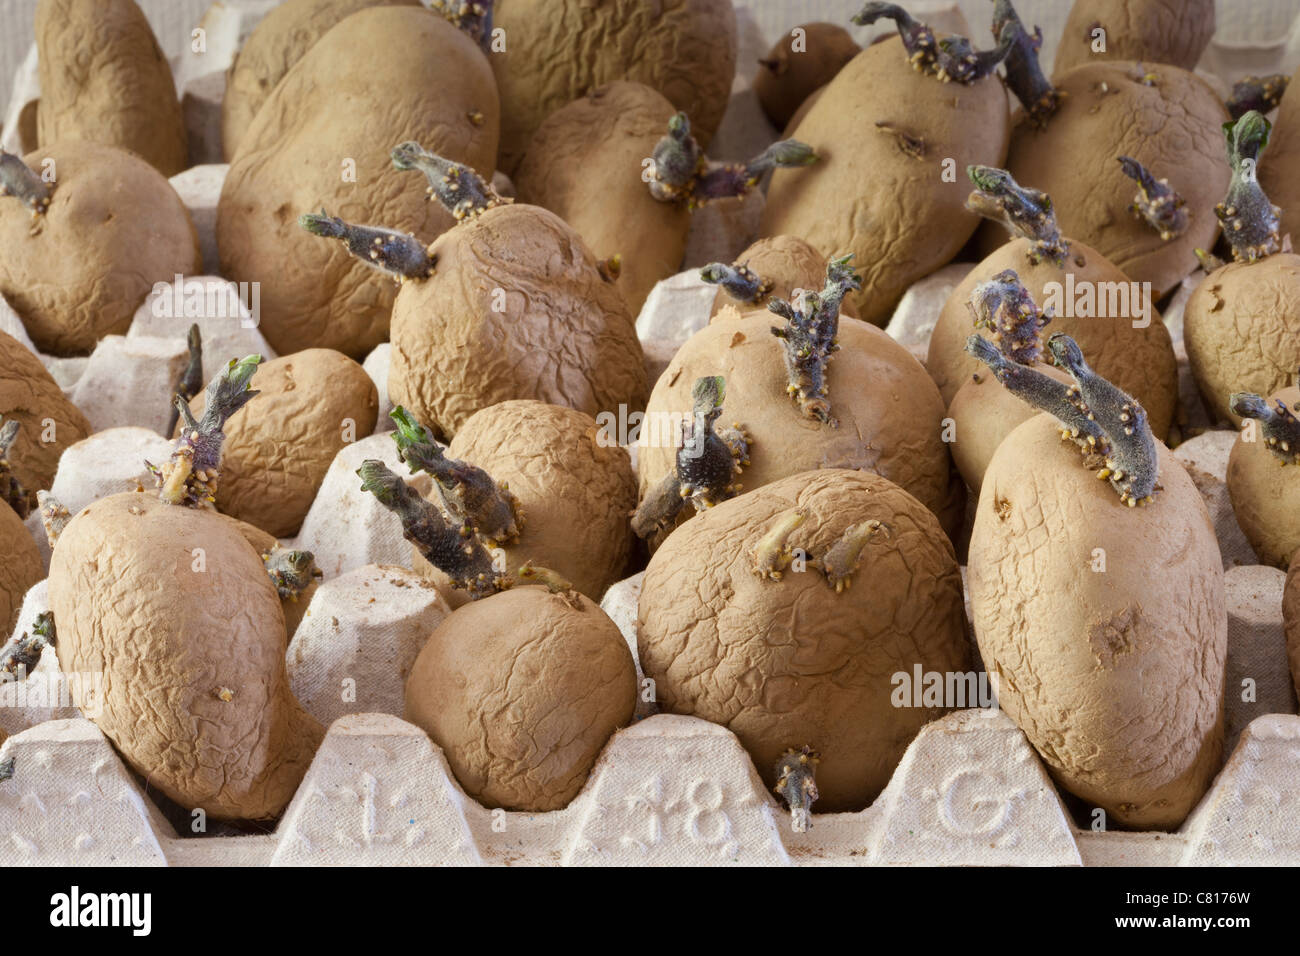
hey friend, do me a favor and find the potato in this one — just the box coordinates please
[638,305,963,542]
[221,0,419,161]
[1053,0,1215,74]
[514,82,687,316]
[1258,85,1300,245]
[1281,552,1300,700]
[1184,256,1300,427]
[1226,384,1300,568]
[969,414,1225,829]
[388,203,647,438]
[0,501,41,635]
[35,0,187,176]
[491,0,737,174]
[217,5,499,359]
[761,36,1011,325]
[991,62,1229,299]
[48,492,323,819]
[185,349,378,538]
[927,237,1178,437]
[638,469,969,812]
[234,519,319,637]
[706,235,859,318]
[753,23,860,129]
[405,586,636,810]
[0,330,91,495]
[412,401,635,604]
[0,143,200,355]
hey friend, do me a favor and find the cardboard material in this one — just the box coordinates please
[70,335,190,436]
[362,344,394,432]
[885,262,974,348]
[1174,431,1258,568]
[1223,565,1299,754]
[169,164,228,275]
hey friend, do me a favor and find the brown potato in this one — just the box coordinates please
[707,235,859,318]
[491,0,737,174]
[0,501,41,635]
[638,469,969,812]
[1281,552,1300,700]
[1227,384,1300,568]
[221,0,419,161]
[48,492,323,819]
[1053,0,1215,75]
[969,414,1225,829]
[185,349,378,538]
[1258,85,1300,245]
[0,330,91,494]
[782,84,827,139]
[412,401,635,604]
[753,22,860,129]
[0,142,200,355]
[1184,256,1300,426]
[991,62,1229,298]
[233,519,319,637]
[217,5,499,359]
[388,203,647,439]
[761,36,1011,325]
[35,0,187,176]
[637,306,964,542]
[405,587,636,810]
[515,82,688,316]
[926,236,1178,439]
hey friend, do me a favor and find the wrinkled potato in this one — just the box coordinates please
[708,235,859,318]
[185,349,378,538]
[491,0,737,174]
[1053,0,1215,75]
[413,401,635,605]
[405,586,636,810]
[0,329,91,494]
[638,469,969,812]
[0,502,41,635]
[1259,85,1300,246]
[992,62,1228,298]
[1184,256,1300,426]
[233,518,318,637]
[48,492,323,819]
[515,82,687,316]
[388,203,647,438]
[969,414,1225,829]
[0,142,200,355]
[1226,384,1300,568]
[927,237,1178,439]
[36,0,187,176]
[761,36,1011,325]
[753,22,860,129]
[217,5,499,359]
[1281,553,1300,700]
[638,306,963,541]
[221,0,419,161]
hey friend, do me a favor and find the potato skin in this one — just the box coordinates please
[1053,0,1215,74]
[491,0,737,174]
[926,236,1178,439]
[761,36,1011,325]
[1227,385,1300,568]
[0,330,91,493]
[235,519,317,636]
[638,469,969,812]
[48,493,323,819]
[405,587,636,811]
[0,142,200,356]
[515,82,688,316]
[753,22,860,128]
[638,307,963,541]
[221,0,419,161]
[969,415,1225,829]
[1259,85,1300,248]
[993,62,1228,299]
[36,0,187,176]
[1184,257,1300,427]
[1281,552,1300,700]
[186,349,378,538]
[0,501,41,635]
[217,6,499,359]
[709,234,859,318]
[388,204,647,438]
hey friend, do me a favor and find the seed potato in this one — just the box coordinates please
[1226,384,1300,568]
[753,23,860,129]
[1053,0,1215,75]
[1281,552,1300,700]
[707,235,860,318]
[0,330,91,495]
[0,502,41,635]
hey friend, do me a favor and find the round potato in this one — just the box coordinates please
[707,235,859,318]
[638,469,970,812]
[36,0,187,176]
[753,22,860,129]
[1053,0,1215,75]
[405,586,636,811]
[0,142,200,355]
[48,492,323,819]
[185,349,378,537]
[217,5,499,358]
[0,329,91,495]
[388,203,647,439]
[1258,84,1300,247]
[491,0,737,174]
[515,82,688,316]
[1226,384,1300,568]
[0,500,41,635]
[969,414,1225,829]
